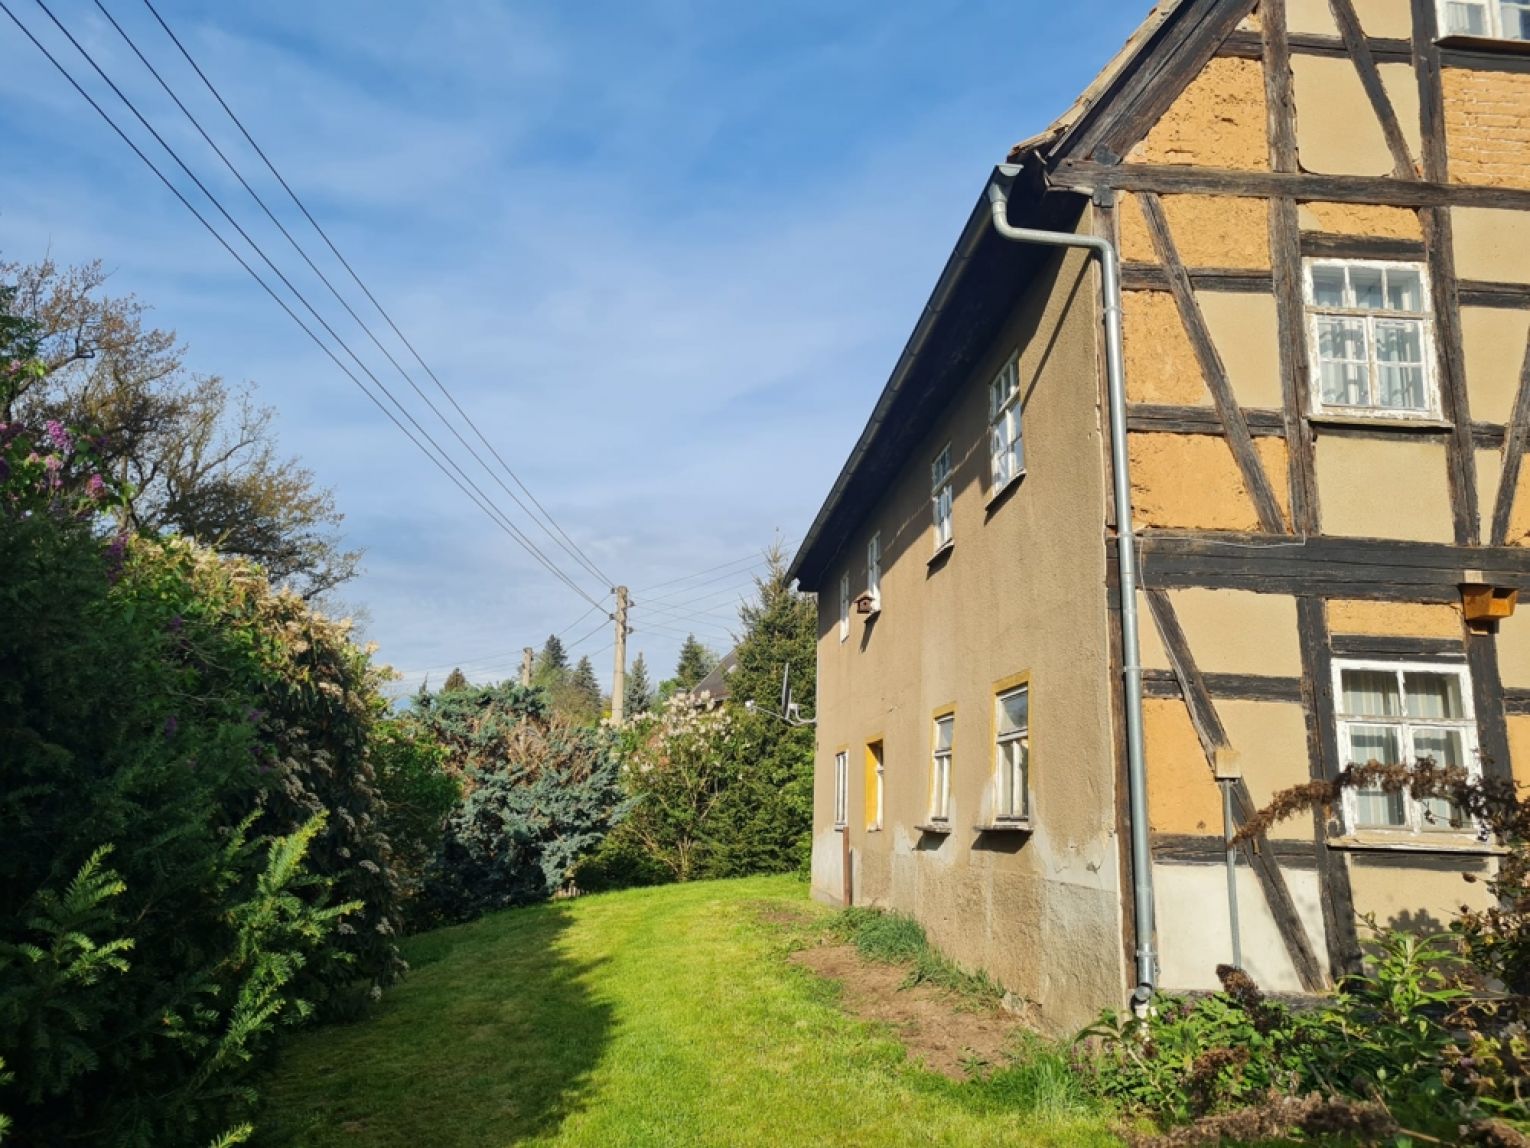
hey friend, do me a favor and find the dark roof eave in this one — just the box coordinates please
[787,165,1028,591]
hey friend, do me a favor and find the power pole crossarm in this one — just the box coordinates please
[611,587,630,723]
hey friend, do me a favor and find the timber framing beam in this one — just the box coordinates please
[1137,532,1530,600]
[1145,590,1328,990]
[1329,0,1418,179]
[1049,161,1530,211]
[1137,192,1288,533]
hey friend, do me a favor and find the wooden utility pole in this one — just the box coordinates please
[519,647,534,688]
[611,586,630,723]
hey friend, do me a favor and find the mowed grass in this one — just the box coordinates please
[258,875,1117,1148]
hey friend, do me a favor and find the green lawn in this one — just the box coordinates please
[258,875,1117,1147]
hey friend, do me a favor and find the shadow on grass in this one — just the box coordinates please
[257,902,612,1147]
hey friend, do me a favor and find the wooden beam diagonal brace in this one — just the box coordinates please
[1137,193,1289,534]
[1490,334,1530,545]
[1144,590,1329,991]
[1329,0,1418,179]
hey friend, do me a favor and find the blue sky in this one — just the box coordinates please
[0,0,1144,695]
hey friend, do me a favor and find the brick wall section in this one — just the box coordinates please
[1443,68,1530,190]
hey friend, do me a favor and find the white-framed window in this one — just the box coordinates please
[1333,659,1480,834]
[838,572,850,642]
[866,532,881,610]
[930,445,953,553]
[994,685,1030,821]
[1441,0,1530,39]
[989,353,1024,492]
[833,750,848,828]
[930,713,954,822]
[1305,260,1438,419]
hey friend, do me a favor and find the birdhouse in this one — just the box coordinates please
[854,591,880,616]
[1460,579,1517,626]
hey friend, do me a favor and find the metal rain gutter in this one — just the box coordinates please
[985,165,1158,1008]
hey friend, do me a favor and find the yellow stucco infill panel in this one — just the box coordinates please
[1128,56,1269,171]
[1462,307,1530,427]
[1453,208,1530,285]
[1495,613,1530,688]
[1501,465,1530,547]
[1352,0,1415,39]
[1220,700,1314,842]
[1296,201,1422,239]
[1144,698,1222,836]
[1314,435,1455,543]
[1349,862,1494,934]
[1293,55,1398,177]
[1478,448,1503,529]
[1444,69,1530,191]
[1287,0,1340,36]
[1327,599,1463,639]
[1124,291,1208,406]
[1506,714,1530,789]
[1130,433,1261,532]
[1137,589,1172,670]
[1170,586,1304,677]
[1201,291,1284,410]
[1381,63,1423,168]
[1118,192,1271,269]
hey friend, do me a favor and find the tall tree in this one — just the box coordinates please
[672,635,718,692]
[533,633,569,689]
[442,667,469,693]
[709,547,817,875]
[568,656,602,722]
[624,653,654,716]
[1,258,358,598]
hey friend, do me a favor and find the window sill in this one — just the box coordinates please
[985,471,1025,511]
[1328,834,1501,856]
[915,821,954,836]
[927,541,954,568]
[1308,412,1452,433]
[1437,33,1530,55]
[975,819,1033,834]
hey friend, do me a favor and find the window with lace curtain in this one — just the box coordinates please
[1440,0,1530,39]
[1305,260,1439,420]
[1333,660,1480,835]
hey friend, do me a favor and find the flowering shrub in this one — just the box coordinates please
[0,410,403,1142]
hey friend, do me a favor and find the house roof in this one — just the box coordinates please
[786,0,1226,591]
[690,648,738,700]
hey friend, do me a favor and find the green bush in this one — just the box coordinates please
[0,413,401,1143]
[412,683,627,923]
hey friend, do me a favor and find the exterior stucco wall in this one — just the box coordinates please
[808,212,1125,1034]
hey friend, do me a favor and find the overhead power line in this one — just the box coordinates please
[633,542,796,594]
[92,0,613,593]
[134,0,615,592]
[11,0,605,610]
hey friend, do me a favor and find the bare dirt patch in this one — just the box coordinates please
[790,943,1022,1080]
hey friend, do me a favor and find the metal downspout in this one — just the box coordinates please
[985,169,1158,1007]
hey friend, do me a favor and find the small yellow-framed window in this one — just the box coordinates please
[865,738,884,831]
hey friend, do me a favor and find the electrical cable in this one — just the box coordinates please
[135,0,616,590]
[13,0,605,610]
[92,0,613,592]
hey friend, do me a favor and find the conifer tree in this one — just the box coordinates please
[533,633,570,690]
[570,656,602,716]
[672,635,717,692]
[624,653,654,716]
[442,666,469,693]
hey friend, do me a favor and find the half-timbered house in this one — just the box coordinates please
[787,0,1530,1031]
